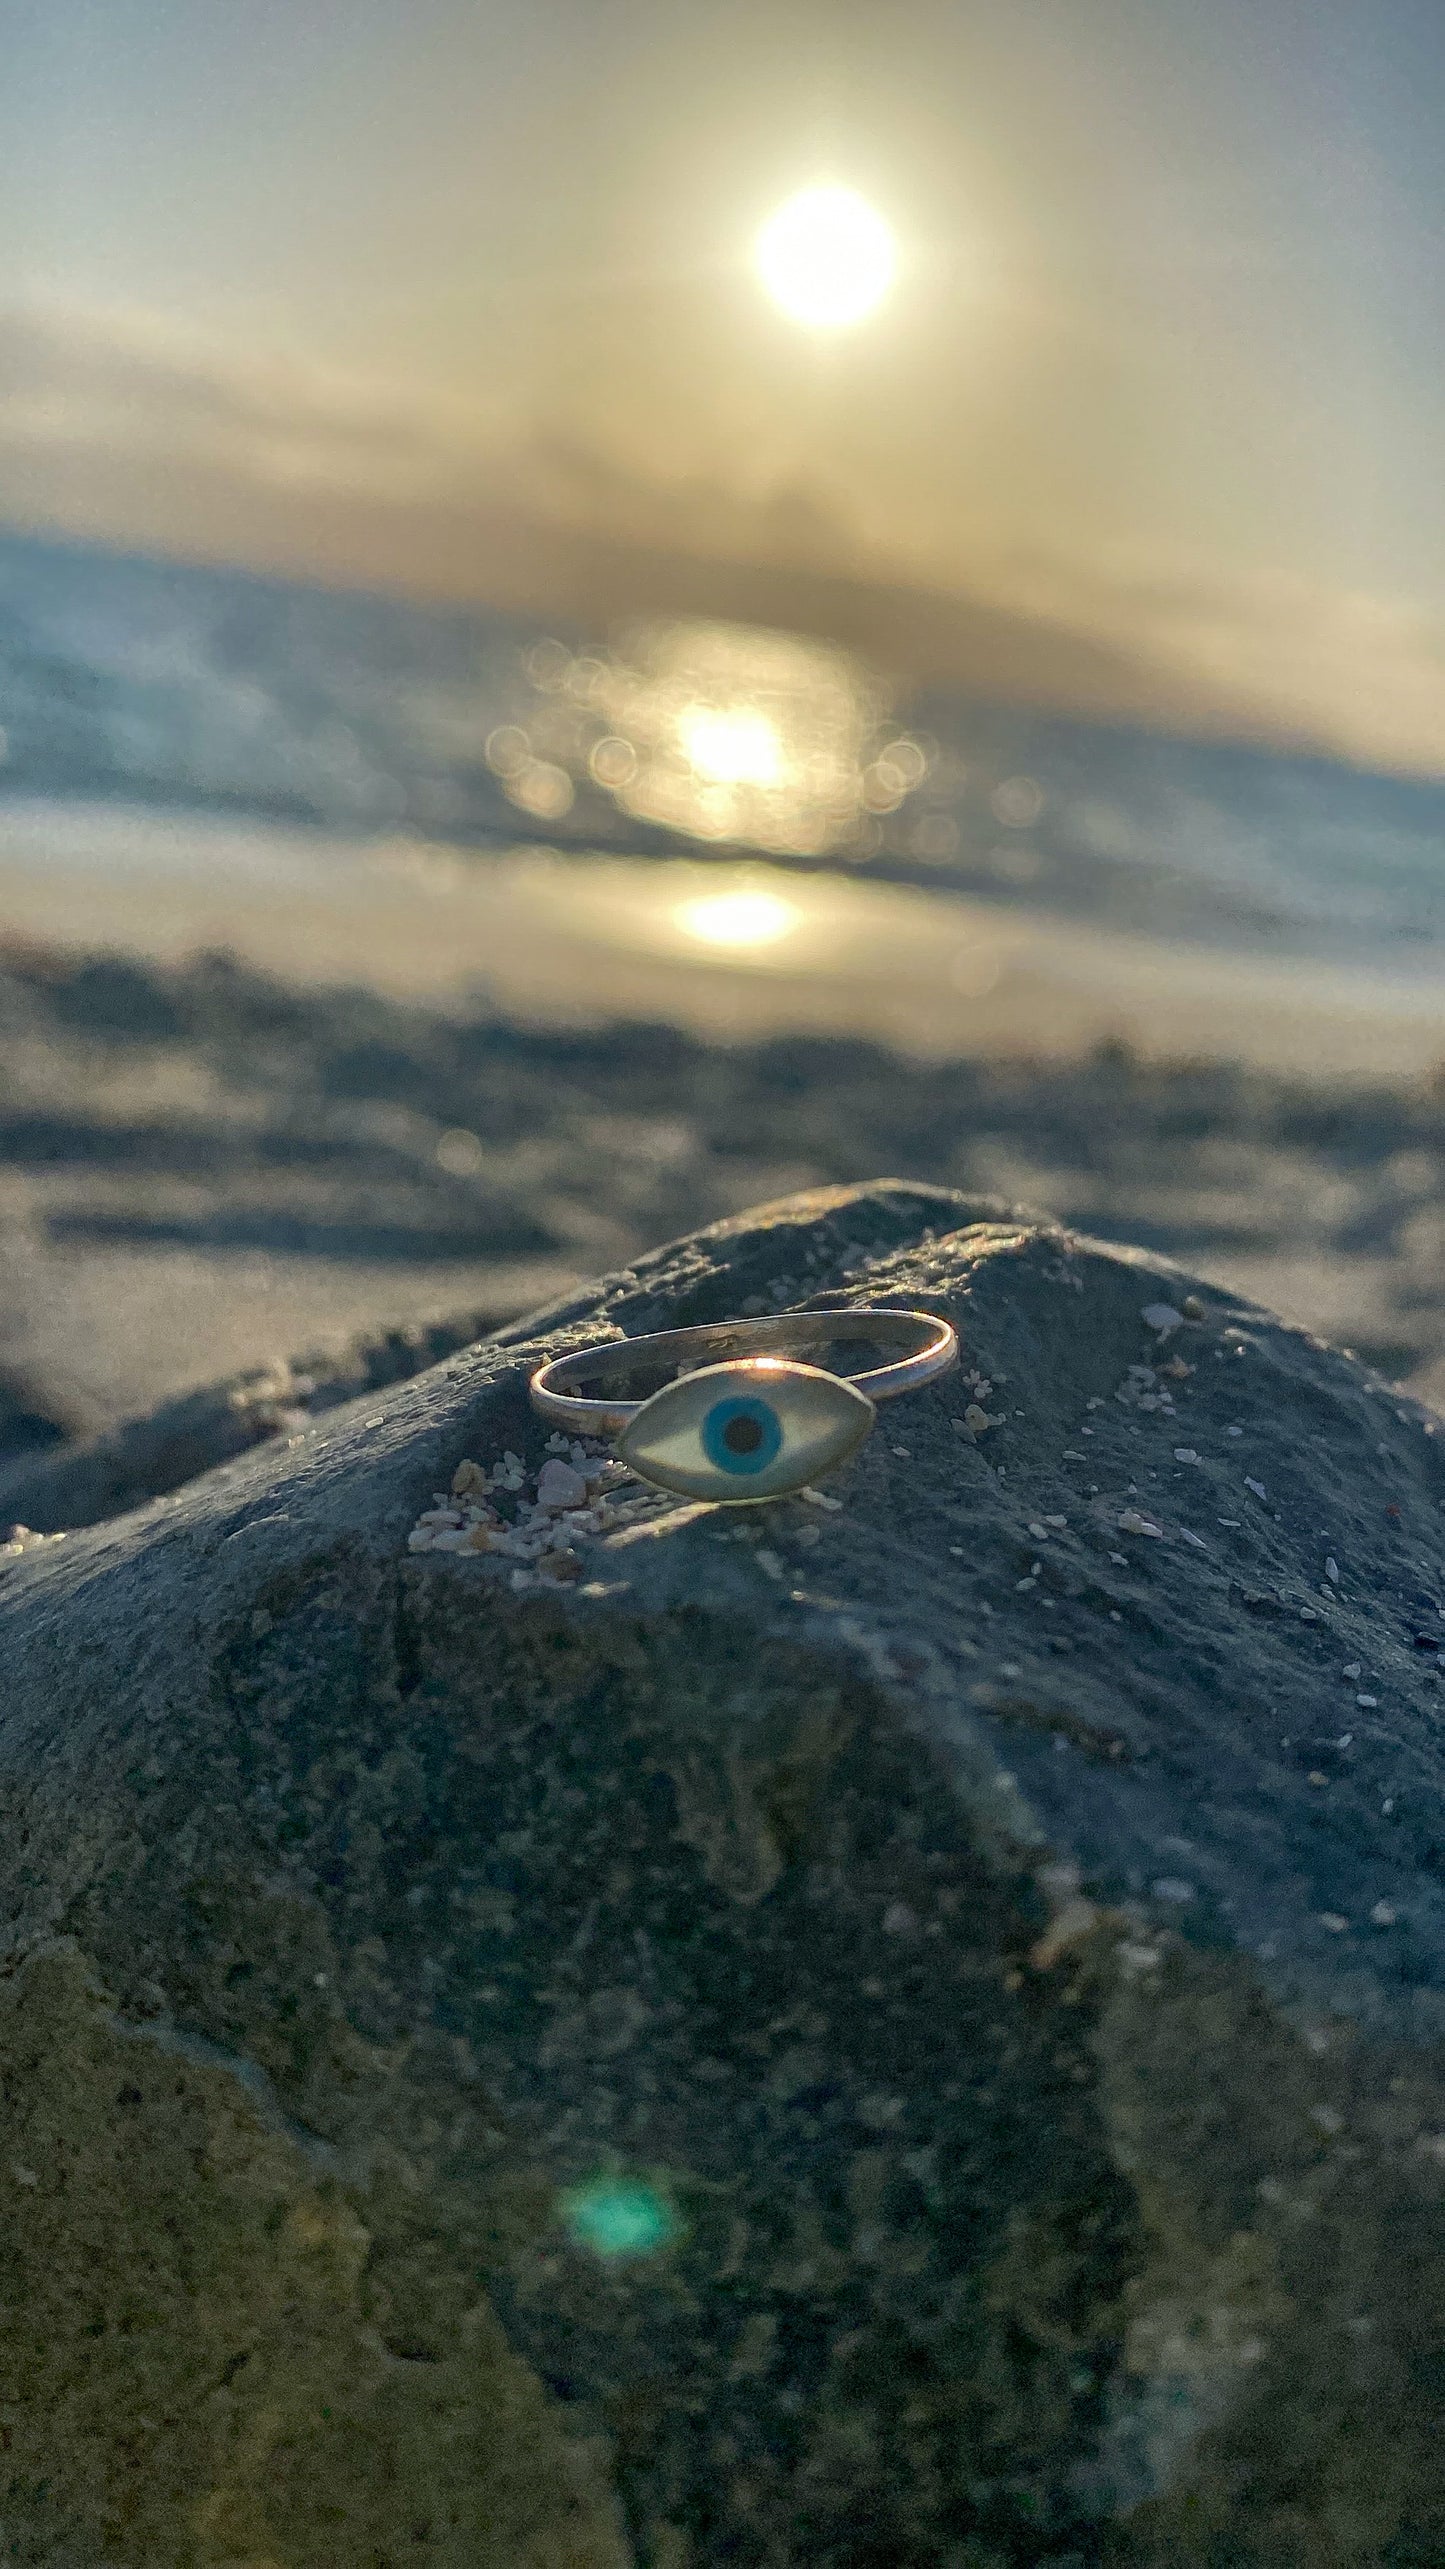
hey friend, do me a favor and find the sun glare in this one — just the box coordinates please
[673,886,801,949]
[754,184,897,330]
[677,703,784,789]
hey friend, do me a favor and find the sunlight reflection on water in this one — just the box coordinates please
[486,617,932,857]
[672,883,801,948]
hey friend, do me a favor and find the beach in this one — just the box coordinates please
[12,23,1445,2542]
[3,799,1445,1480]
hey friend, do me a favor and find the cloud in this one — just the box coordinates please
[2,301,1443,777]
[1131,573,1445,779]
[974,541,1445,777]
[0,305,447,496]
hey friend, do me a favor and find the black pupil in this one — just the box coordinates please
[723,1414,764,1455]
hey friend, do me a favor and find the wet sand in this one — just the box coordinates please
[5,796,1445,1077]
[2,798,1444,1453]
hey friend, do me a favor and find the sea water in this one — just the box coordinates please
[2,526,1444,972]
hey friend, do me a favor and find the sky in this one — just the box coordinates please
[3,0,1445,772]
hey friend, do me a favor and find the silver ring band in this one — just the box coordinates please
[529,1307,958,1438]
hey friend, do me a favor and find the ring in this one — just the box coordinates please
[528,1307,958,1503]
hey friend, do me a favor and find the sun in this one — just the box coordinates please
[754,184,897,331]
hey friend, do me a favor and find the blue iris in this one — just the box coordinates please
[701,1392,783,1476]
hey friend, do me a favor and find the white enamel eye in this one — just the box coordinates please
[615,1357,874,1502]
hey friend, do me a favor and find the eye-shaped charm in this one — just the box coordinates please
[615,1357,874,1503]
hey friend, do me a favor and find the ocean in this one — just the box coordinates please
[2,525,1444,970]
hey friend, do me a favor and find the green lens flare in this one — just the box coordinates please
[561,2176,678,2260]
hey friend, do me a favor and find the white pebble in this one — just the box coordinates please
[1343,1663,1362,1679]
[1173,1448,1201,1464]
[1356,1694,1378,1708]
[1142,1303,1184,1334]
[1245,1477,1268,1500]
[536,1457,588,1512]
[1180,1528,1208,1549]
[1226,1425,1244,1438]
[1371,1902,1397,1927]
[1118,1509,1164,1539]
[1326,1557,1340,1583]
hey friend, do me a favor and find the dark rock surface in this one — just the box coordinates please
[0,1302,512,1538]
[6,1178,1445,2565]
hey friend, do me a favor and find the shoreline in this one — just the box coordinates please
[2,859,1445,1459]
[2,795,1444,1081]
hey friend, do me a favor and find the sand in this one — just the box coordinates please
[4,798,1445,1452]
[2,829,1445,1472]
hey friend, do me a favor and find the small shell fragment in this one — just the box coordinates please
[536,1458,588,1512]
[1142,1303,1184,1335]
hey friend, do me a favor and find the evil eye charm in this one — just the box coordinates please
[615,1357,874,1503]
